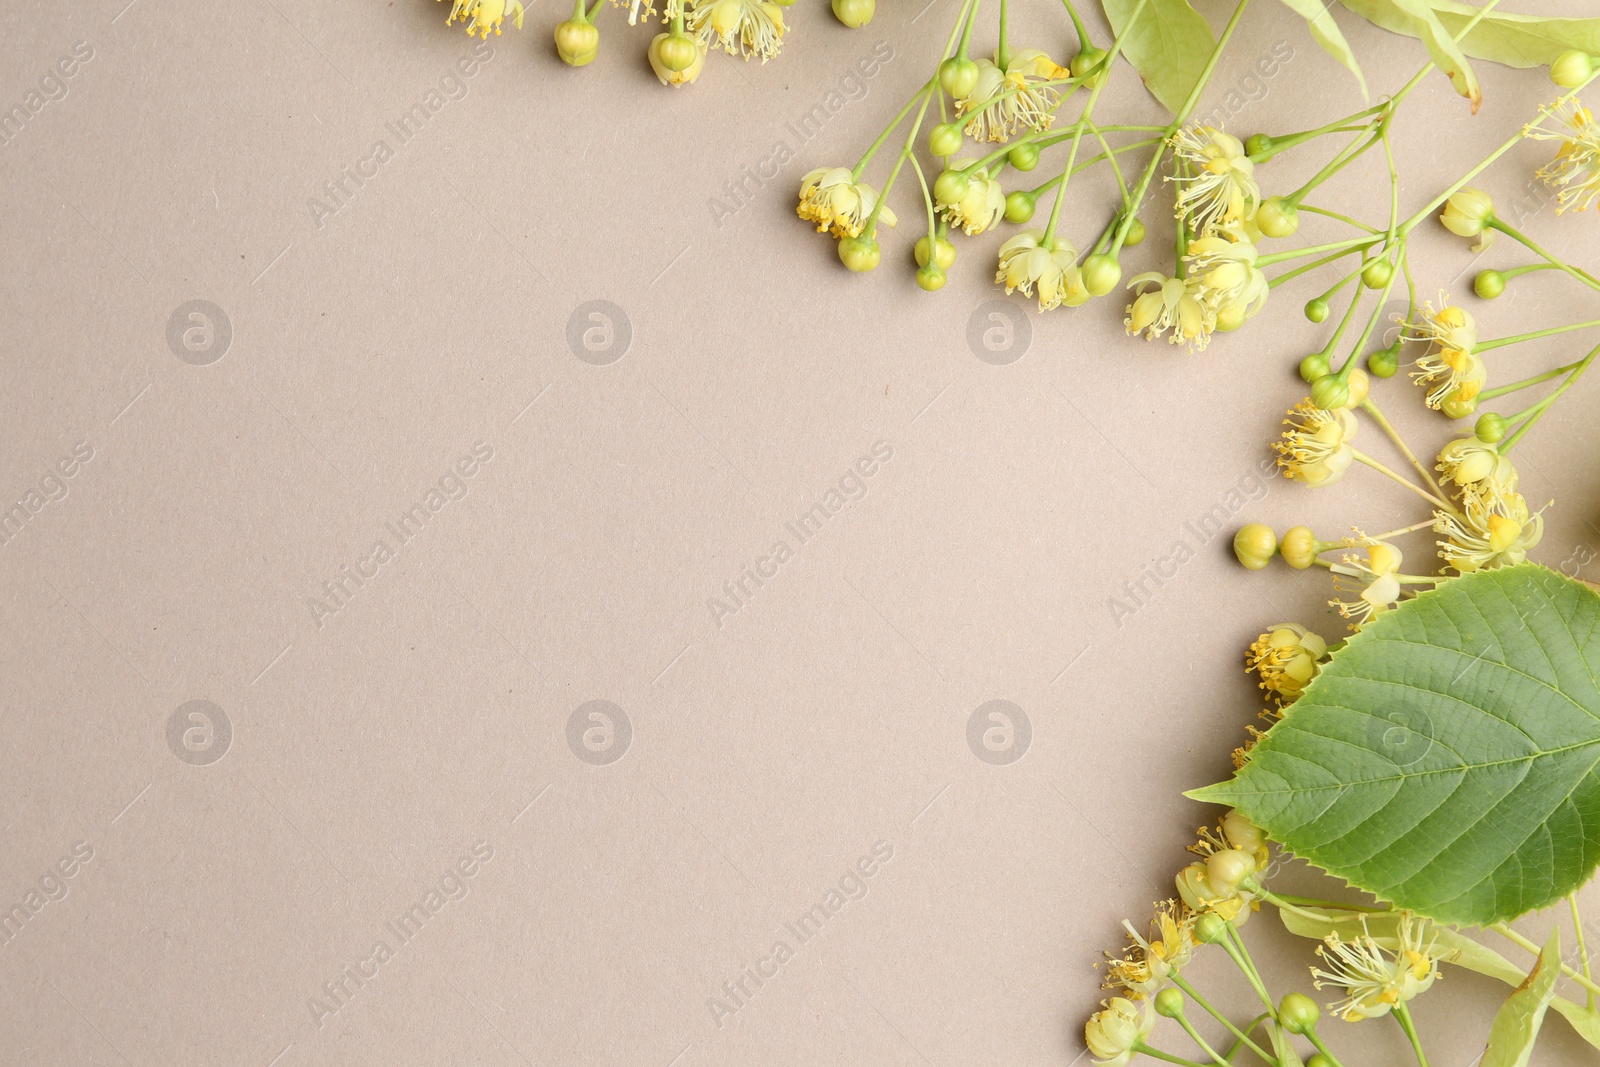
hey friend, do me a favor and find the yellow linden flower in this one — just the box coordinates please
[1435,437,1514,490]
[1312,914,1440,1022]
[1247,623,1327,706]
[623,0,682,25]
[1404,298,1478,354]
[648,32,706,85]
[795,168,896,238]
[1170,125,1259,236]
[1524,98,1600,213]
[1103,901,1196,999]
[443,0,525,37]
[1435,488,1545,572]
[690,0,784,61]
[1085,997,1155,1066]
[1273,401,1358,486]
[1124,272,1213,350]
[938,165,1006,235]
[1329,540,1403,629]
[1184,232,1268,329]
[995,230,1088,310]
[1406,300,1484,409]
[957,50,1070,143]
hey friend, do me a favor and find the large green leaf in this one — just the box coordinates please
[1482,928,1560,1067]
[1277,0,1368,99]
[1191,564,1600,925]
[1099,0,1215,114]
[1341,0,1600,69]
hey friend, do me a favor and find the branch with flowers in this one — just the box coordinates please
[781,0,1600,1063]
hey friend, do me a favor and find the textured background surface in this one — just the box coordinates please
[2,0,1599,1063]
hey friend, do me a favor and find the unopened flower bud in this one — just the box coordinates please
[929,122,964,158]
[1245,133,1273,159]
[1310,375,1349,411]
[916,264,946,291]
[1345,367,1370,407]
[1070,46,1108,86]
[554,18,600,66]
[1361,259,1393,289]
[939,56,979,99]
[1256,196,1299,238]
[1154,988,1185,1018]
[1279,992,1321,1035]
[1279,526,1319,569]
[1086,998,1151,1062]
[1215,303,1248,332]
[1368,345,1400,379]
[1206,849,1256,896]
[1232,524,1277,570]
[933,169,969,206]
[914,235,956,270]
[1176,864,1213,913]
[1440,187,1495,238]
[1475,412,1507,443]
[1005,190,1036,224]
[1007,143,1040,172]
[1299,352,1330,381]
[838,234,880,272]
[831,0,874,27]
[1194,912,1228,944]
[1082,253,1122,296]
[1307,1057,1334,1067]
[1551,50,1595,89]
[1121,217,1145,246]
[1474,269,1506,299]
[1222,810,1266,854]
[648,32,703,83]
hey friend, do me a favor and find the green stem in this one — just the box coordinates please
[1170,976,1275,1064]
[1305,1028,1347,1067]
[1573,894,1596,1012]
[1351,450,1453,511]
[1258,236,1378,268]
[854,80,935,179]
[1220,1014,1272,1064]
[1060,0,1091,45]
[1491,922,1600,997]
[1392,1003,1430,1067]
[1501,342,1600,452]
[1360,396,1447,501]
[1171,1013,1232,1067]
[1488,219,1600,293]
[1478,317,1600,352]
[1132,1043,1210,1067]
[1298,204,1382,233]
[996,0,1010,69]
[1478,358,1589,400]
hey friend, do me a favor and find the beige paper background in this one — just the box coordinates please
[2,0,1599,1063]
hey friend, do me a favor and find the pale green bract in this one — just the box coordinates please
[1099,0,1215,114]
[1481,928,1560,1067]
[1191,564,1600,926]
[1342,0,1600,70]
[1276,0,1367,99]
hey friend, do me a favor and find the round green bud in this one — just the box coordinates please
[1256,196,1299,238]
[1245,133,1274,159]
[1122,217,1146,247]
[933,169,969,206]
[1070,47,1108,86]
[1310,375,1349,411]
[1206,849,1257,896]
[838,235,880,273]
[1362,259,1394,289]
[939,57,980,99]
[1474,269,1506,299]
[654,32,699,72]
[831,0,874,26]
[914,235,957,270]
[554,19,601,66]
[1007,143,1040,172]
[1442,393,1479,419]
[1082,254,1122,297]
[1194,912,1229,944]
[1280,526,1319,570]
[1299,352,1330,383]
[1304,297,1329,324]
[929,122,964,159]
[1232,524,1278,571]
[1475,412,1508,443]
[1368,346,1400,379]
[1278,993,1321,1035]
[1004,191,1036,224]
[1154,988,1186,1019]
[916,264,947,291]
[1215,303,1248,332]
[1551,50,1595,89]
[1307,1057,1334,1067]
